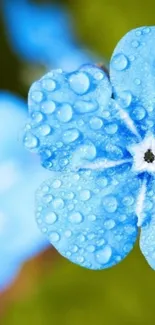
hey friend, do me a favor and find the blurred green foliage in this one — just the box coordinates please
[1,0,155,324]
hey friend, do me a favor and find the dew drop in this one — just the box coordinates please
[117,90,132,108]
[42,78,56,91]
[90,117,103,130]
[31,90,43,103]
[134,78,141,85]
[52,180,62,188]
[45,212,57,224]
[65,230,72,238]
[77,256,85,263]
[69,212,83,224]
[79,190,91,201]
[103,196,118,213]
[132,106,146,120]
[131,40,140,48]
[88,214,96,221]
[53,198,64,209]
[31,111,44,124]
[41,101,56,114]
[69,72,90,94]
[62,128,80,143]
[94,71,104,80]
[87,245,95,252]
[24,133,39,149]
[96,245,112,264]
[105,123,118,135]
[104,219,116,229]
[111,53,128,71]
[57,104,73,122]
[143,27,151,34]
[74,100,98,114]
[49,231,60,242]
[39,124,51,136]
[136,30,142,36]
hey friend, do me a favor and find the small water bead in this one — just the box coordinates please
[65,230,72,238]
[103,196,118,213]
[77,256,85,263]
[71,245,79,253]
[87,245,95,252]
[53,198,64,210]
[143,27,151,34]
[132,40,140,48]
[111,53,129,71]
[57,104,73,122]
[31,111,44,124]
[62,128,80,144]
[69,72,90,95]
[97,239,105,247]
[42,78,56,91]
[95,245,112,264]
[52,180,62,189]
[69,212,83,224]
[74,100,98,114]
[105,123,118,135]
[117,90,132,108]
[104,219,116,229]
[88,214,96,222]
[123,196,134,206]
[132,106,146,120]
[136,30,142,36]
[129,55,135,62]
[134,78,141,85]
[41,227,47,233]
[45,212,57,224]
[79,190,91,201]
[42,185,50,193]
[78,234,86,242]
[39,124,51,136]
[24,133,39,149]
[65,192,74,200]
[94,71,104,80]
[43,194,53,204]
[97,177,108,188]
[90,117,103,130]
[41,101,56,114]
[50,231,60,242]
[31,90,43,103]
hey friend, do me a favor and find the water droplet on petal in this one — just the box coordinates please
[69,212,83,224]
[69,72,90,94]
[131,40,140,48]
[31,90,43,103]
[57,104,73,122]
[62,129,80,143]
[132,106,146,120]
[88,214,96,221]
[143,27,151,34]
[87,245,95,252]
[31,112,44,124]
[24,133,39,149]
[50,232,60,242]
[90,117,103,130]
[41,101,56,114]
[117,90,132,108]
[104,219,116,229]
[53,198,64,209]
[65,230,72,238]
[52,180,62,188]
[45,212,57,224]
[74,100,98,114]
[103,196,118,213]
[134,78,141,85]
[39,124,51,136]
[96,245,112,264]
[79,190,91,201]
[111,53,129,71]
[42,78,56,91]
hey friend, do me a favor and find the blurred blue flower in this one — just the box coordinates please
[24,26,155,270]
[2,0,90,71]
[0,92,52,290]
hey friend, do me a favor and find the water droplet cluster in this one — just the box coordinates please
[36,168,139,269]
[24,64,112,171]
[110,26,155,137]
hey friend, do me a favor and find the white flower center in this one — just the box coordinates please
[128,135,155,173]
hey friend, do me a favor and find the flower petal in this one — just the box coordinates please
[110,26,155,137]
[25,66,138,171]
[36,166,140,269]
[139,177,155,269]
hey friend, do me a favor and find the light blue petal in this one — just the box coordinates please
[110,26,155,137]
[2,0,89,70]
[25,65,139,171]
[36,167,140,270]
[0,92,50,290]
[140,177,155,269]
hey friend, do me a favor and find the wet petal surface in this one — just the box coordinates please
[110,26,155,137]
[36,166,140,269]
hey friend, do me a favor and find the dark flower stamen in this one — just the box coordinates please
[144,149,155,163]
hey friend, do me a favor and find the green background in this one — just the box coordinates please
[1,0,155,324]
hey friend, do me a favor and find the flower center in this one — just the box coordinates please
[144,149,155,163]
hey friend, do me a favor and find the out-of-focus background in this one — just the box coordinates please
[1,0,155,324]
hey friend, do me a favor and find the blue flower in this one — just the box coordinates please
[24,26,155,270]
[0,92,51,290]
[2,0,89,70]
